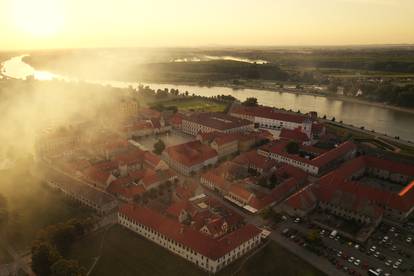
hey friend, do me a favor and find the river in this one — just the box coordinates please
[1,56,414,141]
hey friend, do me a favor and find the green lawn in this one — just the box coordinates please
[0,166,93,251]
[153,98,227,112]
[69,225,324,276]
[325,122,374,140]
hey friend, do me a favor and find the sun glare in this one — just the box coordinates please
[12,0,64,37]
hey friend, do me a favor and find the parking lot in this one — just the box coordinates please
[278,217,414,276]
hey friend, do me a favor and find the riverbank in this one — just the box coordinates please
[143,80,414,115]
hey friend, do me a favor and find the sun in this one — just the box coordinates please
[12,0,65,37]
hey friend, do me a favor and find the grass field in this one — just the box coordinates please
[325,122,374,140]
[152,97,227,112]
[0,165,93,251]
[69,225,324,276]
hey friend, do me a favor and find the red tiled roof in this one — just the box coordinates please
[265,140,356,169]
[122,121,153,132]
[310,141,357,167]
[168,113,185,126]
[213,133,239,146]
[184,112,252,131]
[113,149,145,166]
[279,128,309,143]
[228,184,254,202]
[233,150,276,171]
[317,155,414,212]
[166,200,194,218]
[201,171,231,191]
[165,141,217,167]
[143,151,161,168]
[119,204,261,260]
[175,182,199,200]
[285,185,317,211]
[231,105,310,124]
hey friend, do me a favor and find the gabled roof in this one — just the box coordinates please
[184,112,252,131]
[230,105,310,124]
[279,128,309,143]
[228,184,254,202]
[317,156,414,213]
[165,141,217,167]
[120,204,261,260]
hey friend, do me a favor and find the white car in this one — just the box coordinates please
[385,259,392,266]
[406,237,412,243]
[382,236,389,242]
[348,256,355,263]
[354,259,360,266]
[337,251,343,257]
[393,262,399,269]
[294,218,301,223]
[370,246,377,252]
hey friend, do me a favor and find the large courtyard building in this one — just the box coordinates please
[163,141,218,175]
[280,155,414,239]
[118,203,262,274]
[229,105,313,137]
[259,140,357,175]
[181,112,254,136]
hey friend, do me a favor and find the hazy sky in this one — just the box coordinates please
[0,0,413,50]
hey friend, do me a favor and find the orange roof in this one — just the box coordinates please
[231,105,310,124]
[228,184,254,202]
[119,204,261,260]
[279,128,309,143]
[184,112,252,131]
[165,141,217,167]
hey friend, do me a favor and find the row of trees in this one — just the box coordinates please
[31,218,94,276]
[327,79,414,108]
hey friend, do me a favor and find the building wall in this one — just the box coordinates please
[211,141,238,159]
[268,152,319,175]
[181,119,253,136]
[46,180,117,215]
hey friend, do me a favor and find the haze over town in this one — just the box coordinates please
[1,1,414,276]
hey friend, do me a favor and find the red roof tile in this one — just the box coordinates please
[119,204,261,260]
[231,105,310,124]
[184,112,252,131]
[165,141,217,167]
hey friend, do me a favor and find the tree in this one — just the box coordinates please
[285,141,300,154]
[31,241,61,276]
[0,194,8,228]
[51,259,86,276]
[153,139,165,155]
[242,97,258,107]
